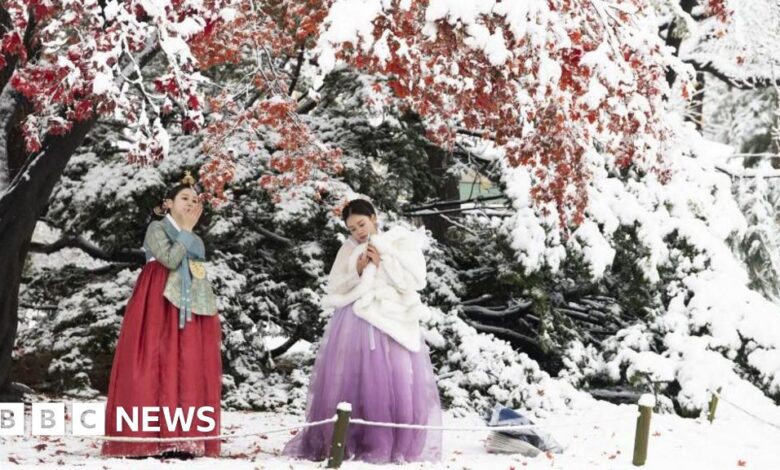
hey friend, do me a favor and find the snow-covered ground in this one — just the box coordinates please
[2,395,779,469]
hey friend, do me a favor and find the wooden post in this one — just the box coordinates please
[632,394,654,466]
[707,388,721,423]
[327,402,352,468]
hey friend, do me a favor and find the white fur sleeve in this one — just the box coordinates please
[322,240,376,309]
[325,240,361,295]
[373,229,427,292]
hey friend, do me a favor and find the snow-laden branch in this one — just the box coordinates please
[29,235,144,264]
[461,299,533,318]
[686,59,780,89]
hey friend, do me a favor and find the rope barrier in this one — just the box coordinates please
[348,412,639,432]
[718,395,780,432]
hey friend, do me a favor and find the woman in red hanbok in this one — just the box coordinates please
[102,172,222,458]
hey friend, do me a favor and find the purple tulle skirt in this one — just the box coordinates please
[283,303,443,464]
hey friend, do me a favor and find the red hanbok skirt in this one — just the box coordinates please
[101,261,222,457]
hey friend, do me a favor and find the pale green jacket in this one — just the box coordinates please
[143,216,218,326]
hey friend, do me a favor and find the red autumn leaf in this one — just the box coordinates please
[187,95,201,110]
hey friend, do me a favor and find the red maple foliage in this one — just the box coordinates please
[325,1,689,225]
[0,0,734,226]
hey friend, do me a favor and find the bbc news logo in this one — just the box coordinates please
[0,403,217,436]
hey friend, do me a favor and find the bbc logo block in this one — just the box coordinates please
[0,403,24,436]
[0,402,106,436]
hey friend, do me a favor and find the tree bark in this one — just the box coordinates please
[421,144,461,244]
[664,0,698,87]
[0,115,97,400]
[0,23,158,398]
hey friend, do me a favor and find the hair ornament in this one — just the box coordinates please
[181,170,196,186]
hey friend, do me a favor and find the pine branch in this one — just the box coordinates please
[460,294,494,305]
[461,300,533,318]
[269,331,302,358]
[404,195,506,212]
[29,236,145,264]
[467,320,541,349]
[555,307,609,326]
[18,303,57,311]
[246,221,293,246]
[296,98,318,114]
[405,205,511,217]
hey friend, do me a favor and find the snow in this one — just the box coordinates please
[425,0,493,24]
[580,43,627,88]
[336,402,352,412]
[488,112,780,412]
[571,220,616,279]
[139,0,169,19]
[317,0,387,73]
[159,34,193,63]
[91,72,114,95]
[679,0,780,87]
[583,77,608,110]
[263,336,312,356]
[537,52,562,90]
[638,393,656,408]
[464,24,511,66]
[103,0,120,21]
[28,223,109,272]
[170,17,205,38]
[219,8,238,21]
[2,396,780,469]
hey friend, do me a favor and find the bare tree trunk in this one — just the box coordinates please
[0,113,97,400]
[664,0,698,87]
[422,144,461,243]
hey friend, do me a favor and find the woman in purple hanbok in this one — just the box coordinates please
[283,199,442,464]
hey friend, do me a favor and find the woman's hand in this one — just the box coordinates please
[366,244,380,267]
[356,244,380,275]
[181,203,203,231]
[356,251,370,275]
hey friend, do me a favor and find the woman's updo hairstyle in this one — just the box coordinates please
[153,171,198,216]
[341,198,376,224]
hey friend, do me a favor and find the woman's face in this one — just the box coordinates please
[165,187,198,222]
[346,213,377,243]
